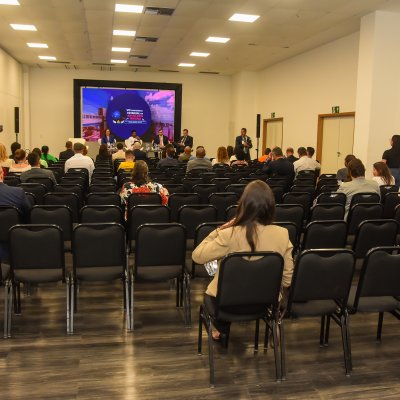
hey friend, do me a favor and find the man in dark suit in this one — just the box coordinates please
[175,129,193,154]
[263,146,295,184]
[285,147,298,163]
[59,141,75,160]
[132,142,147,161]
[235,128,252,161]
[153,129,169,149]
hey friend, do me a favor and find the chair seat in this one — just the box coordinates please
[14,269,64,283]
[347,286,400,313]
[76,266,124,281]
[135,265,182,281]
[291,299,339,317]
[204,294,270,322]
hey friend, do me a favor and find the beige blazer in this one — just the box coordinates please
[192,224,294,297]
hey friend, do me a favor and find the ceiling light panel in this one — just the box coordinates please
[115,4,144,13]
[27,43,48,48]
[111,59,128,64]
[0,0,19,5]
[229,13,260,23]
[113,30,136,37]
[190,52,210,57]
[178,63,195,67]
[10,24,37,31]
[206,36,230,43]
[38,56,56,60]
[112,47,131,52]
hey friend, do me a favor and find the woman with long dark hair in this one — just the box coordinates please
[372,161,395,186]
[95,144,112,162]
[382,134,400,185]
[192,180,294,339]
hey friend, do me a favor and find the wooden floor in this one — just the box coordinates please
[0,279,400,400]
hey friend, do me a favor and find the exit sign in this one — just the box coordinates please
[271,112,276,118]
[332,106,340,113]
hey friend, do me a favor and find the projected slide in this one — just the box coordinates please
[81,87,176,142]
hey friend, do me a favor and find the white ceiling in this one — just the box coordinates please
[0,0,400,75]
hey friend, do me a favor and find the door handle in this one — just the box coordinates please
[337,152,341,156]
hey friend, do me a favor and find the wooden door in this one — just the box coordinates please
[262,118,283,151]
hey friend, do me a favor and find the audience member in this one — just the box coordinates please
[112,142,126,162]
[372,161,395,186]
[101,128,116,146]
[382,134,400,185]
[192,180,293,340]
[258,148,271,163]
[120,160,169,214]
[96,144,112,163]
[9,149,31,173]
[20,152,56,185]
[64,142,95,178]
[235,128,252,161]
[212,146,230,166]
[158,146,179,168]
[227,145,235,161]
[132,142,147,161]
[336,154,356,182]
[307,146,319,162]
[286,147,298,163]
[263,147,294,182]
[230,146,248,167]
[153,129,169,150]
[0,143,12,169]
[59,141,75,160]
[9,142,21,160]
[178,146,192,162]
[293,147,321,175]
[186,146,212,172]
[41,145,58,165]
[176,129,193,154]
[337,158,380,217]
[125,130,142,150]
[118,150,135,171]
[31,148,48,168]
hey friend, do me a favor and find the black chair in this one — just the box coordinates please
[210,178,231,191]
[282,192,312,219]
[352,219,398,259]
[26,176,55,191]
[43,192,81,223]
[273,222,298,251]
[178,205,217,249]
[225,204,238,221]
[347,203,383,235]
[285,249,355,376]
[316,178,338,193]
[208,192,238,221]
[71,223,132,332]
[347,247,400,343]
[316,192,346,206]
[302,220,347,250]
[225,184,246,198]
[25,192,37,207]
[274,204,304,229]
[200,172,217,183]
[319,173,337,179]
[5,224,68,337]
[182,177,203,192]
[86,192,121,207]
[192,184,218,204]
[187,168,209,177]
[380,185,399,202]
[168,193,201,222]
[61,175,86,188]
[54,183,84,205]
[0,206,22,267]
[383,192,400,218]
[198,252,284,386]
[18,183,47,204]
[127,192,162,209]
[319,184,339,193]
[163,183,184,195]
[349,192,380,209]
[90,177,115,186]
[88,183,116,193]
[80,205,123,224]
[134,223,189,326]
[4,175,21,187]
[309,203,345,222]
[290,185,315,197]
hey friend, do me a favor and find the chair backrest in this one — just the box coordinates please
[215,252,284,318]
[127,205,170,241]
[91,177,115,186]
[273,221,298,250]
[177,204,218,239]
[316,178,338,192]
[352,247,400,310]
[25,192,37,206]
[282,192,312,218]
[383,192,400,218]
[352,219,398,258]
[9,224,64,275]
[287,249,355,310]
[225,204,238,221]
[208,192,238,221]
[200,172,217,183]
[0,206,22,242]
[135,223,186,271]
[211,178,232,192]
[54,183,84,203]
[61,175,86,188]
[319,173,337,179]
[88,183,116,193]
[192,184,217,203]
[26,176,55,191]
[80,205,123,224]
[316,192,346,206]
[43,192,80,223]
[225,184,246,198]
[349,192,380,209]
[380,185,399,202]
[4,175,21,186]
[163,183,184,195]
[302,220,347,250]
[30,205,73,241]
[127,192,162,209]
[347,203,383,234]
[309,203,345,222]
[274,204,304,228]
[168,193,201,222]
[18,183,47,204]
[86,192,121,207]
[182,177,203,192]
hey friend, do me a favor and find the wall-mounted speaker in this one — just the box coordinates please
[14,107,19,134]
[256,113,261,138]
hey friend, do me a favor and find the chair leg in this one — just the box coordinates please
[175,277,180,307]
[13,282,21,315]
[254,319,260,354]
[70,278,75,334]
[280,320,286,380]
[319,316,325,347]
[206,316,215,387]
[198,305,203,354]
[3,280,10,339]
[66,276,71,334]
[324,316,331,346]
[7,281,13,338]
[272,320,282,381]
[345,314,353,372]
[340,314,351,376]
[124,271,131,332]
[377,312,384,342]
[264,320,270,353]
[130,269,134,331]
[183,273,192,328]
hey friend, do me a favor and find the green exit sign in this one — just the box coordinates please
[271,112,275,118]
[332,106,340,113]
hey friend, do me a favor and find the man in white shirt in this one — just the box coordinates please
[64,142,95,178]
[293,147,321,175]
[125,130,143,150]
[112,142,126,162]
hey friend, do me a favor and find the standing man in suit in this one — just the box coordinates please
[176,129,193,154]
[235,128,252,161]
[153,129,169,150]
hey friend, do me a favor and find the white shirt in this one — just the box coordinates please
[293,156,321,175]
[64,153,95,178]
[112,149,126,161]
[372,176,395,186]
[125,136,142,150]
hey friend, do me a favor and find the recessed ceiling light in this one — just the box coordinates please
[10,24,37,31]
[113,29,136,37]
[38,56,56,60]
[206,36,230,44]
[115,4,144,13]
[190,52,210,57]
[229,13,260,23]
[111,59,128,64]
[112,47,131,52]
[178,63,195,67]
[0,0,19,5]
[27,43,48,48]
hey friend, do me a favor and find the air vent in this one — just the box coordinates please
[199,71,220,75]
[92,62,113,66]
[159,69,179,73]
[129,64,151,67]
[144,7,174,16]
[129,55,148,59]
[48,60,70,64]
[135,36,158,43]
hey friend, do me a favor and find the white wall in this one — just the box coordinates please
[255,33,359,153]
[0,48,23,151]
[28,68,231,158]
